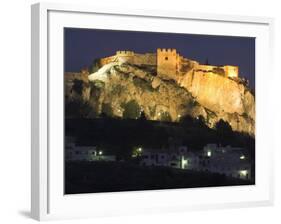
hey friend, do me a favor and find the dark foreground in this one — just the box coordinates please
[65,161,254,194]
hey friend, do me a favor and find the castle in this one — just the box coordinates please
[96,48,239,80]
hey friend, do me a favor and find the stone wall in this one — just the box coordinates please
[223,65,239,78]
[194,64,239,78]
[195,64,217,72]
[99,56,116,67]
[98,52,156,67]
[133,53,156,66]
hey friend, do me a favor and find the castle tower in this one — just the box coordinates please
[157,48,179,79]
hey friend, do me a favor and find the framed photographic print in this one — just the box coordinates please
[31,2,274,221]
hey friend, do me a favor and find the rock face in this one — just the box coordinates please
[177,70,255,134]
[65,61,255,136]
[87,63,198,122]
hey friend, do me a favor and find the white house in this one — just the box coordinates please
[139,144,252,181]
[200,144,251,180]
[140,146,190,169]
[65,136,116,162]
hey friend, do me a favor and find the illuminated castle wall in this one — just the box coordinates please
[223,65,239,78]
[97,48,239,79]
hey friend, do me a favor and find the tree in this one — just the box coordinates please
[215,119,233,143]
[122,100,141,119]
[139,111,147,121]
[101,103,114,117]
[179,115,194,126]
[72,79,84,95]
[194,115,205,127]
[99,112,107,119]
[65,100,92,118]
[160,111,172,122]
[215,119,232,132]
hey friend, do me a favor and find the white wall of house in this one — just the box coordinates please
[140,145,252,181]
[65,138,116,162]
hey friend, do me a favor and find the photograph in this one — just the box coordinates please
[64,28,255,194]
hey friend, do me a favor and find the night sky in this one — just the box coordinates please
[64,28,255,89]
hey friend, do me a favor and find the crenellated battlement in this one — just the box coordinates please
[157,48,177,54]
[116,50,135,56]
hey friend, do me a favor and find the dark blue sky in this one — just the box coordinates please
[64,28,255,89]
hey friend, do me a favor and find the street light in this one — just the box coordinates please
[181,156,188,169]
[240,170,248,176]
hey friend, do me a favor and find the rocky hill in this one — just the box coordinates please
[65,61,255,136]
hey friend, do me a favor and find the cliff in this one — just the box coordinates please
[65,60,255,136]
[85,62,204,122]
[177,70,255,134]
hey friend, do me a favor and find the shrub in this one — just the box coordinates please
[65,100,92,118]
[102,103,114,117]
[72,79,84,95]
[122,100,141,119]
[215,119,234,143]
[160,111,172,122]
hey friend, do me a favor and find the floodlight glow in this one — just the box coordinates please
[207,151,211,157]
[98,151,103,155]
[240,155,245,160]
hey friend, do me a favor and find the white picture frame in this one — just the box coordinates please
[31,2,274,221]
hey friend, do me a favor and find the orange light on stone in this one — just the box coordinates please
[223,65,239,78]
